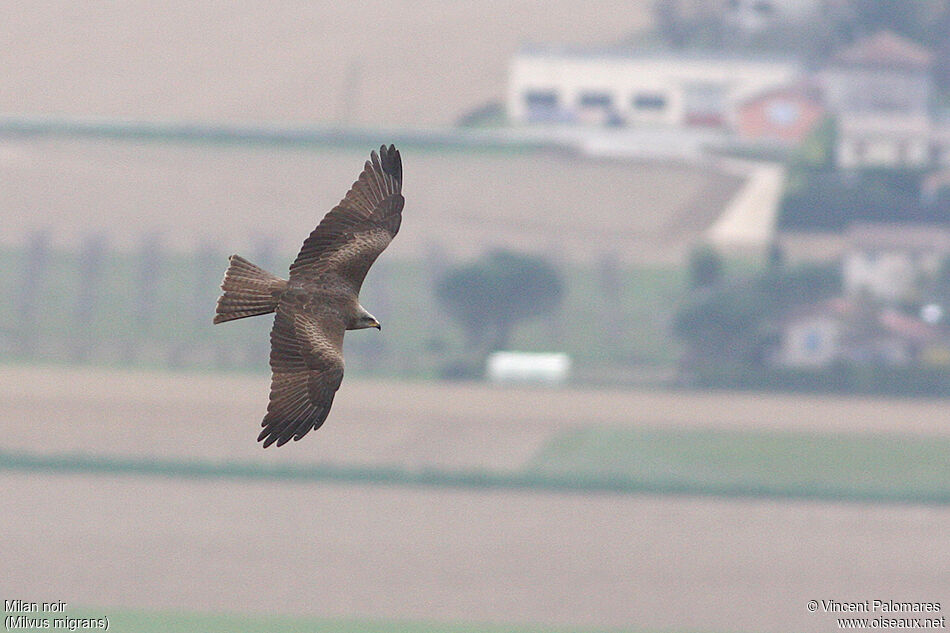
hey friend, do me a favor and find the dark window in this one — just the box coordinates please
[524,90,559,109]
[579,92,613,108]
[633,93,667,110]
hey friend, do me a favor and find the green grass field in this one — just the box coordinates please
[11,607,662,633]
[38,609,642,633]
[3,425,948,504]
[0,244,685,377]
[528,426,950,502]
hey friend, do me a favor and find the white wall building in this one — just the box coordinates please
[843,223,950,303]
[820,31,948,170]
[822,31,933,117]
[486,351,571,385]
[834,113,950,170]
[780,313,842,368]
[836,114,935,170]
[508,47,800,129]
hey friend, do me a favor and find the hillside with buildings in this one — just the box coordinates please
[497,1,950,388]
[6,0,950,388]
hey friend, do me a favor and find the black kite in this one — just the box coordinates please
[213,145,404,447]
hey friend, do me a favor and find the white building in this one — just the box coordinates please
[507,46,800,129]
[486,351,571,385]
[836,113,935,169]
[780,311,843,368]
[820,31,950,169]
[822,31,933,117]
[843,223,950,303]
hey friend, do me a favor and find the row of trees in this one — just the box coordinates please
[2,235,567,378]
[4,231,277,368]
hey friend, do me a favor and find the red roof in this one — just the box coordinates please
[833,31,933,69]
[739,82,823,107]
[878,309,941,343]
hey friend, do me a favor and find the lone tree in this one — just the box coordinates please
[436,250,563,356]
[687,244,724,289]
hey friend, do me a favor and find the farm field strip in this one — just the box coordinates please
[2,366,949,504]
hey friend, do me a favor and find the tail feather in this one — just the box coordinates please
[213,255,286,324]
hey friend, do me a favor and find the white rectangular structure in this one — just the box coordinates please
[486,351,571,385]
[508,47,800,129]
[842,223,950,303]
[835,113,950,170]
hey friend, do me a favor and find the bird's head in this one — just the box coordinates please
[352,308,381,331]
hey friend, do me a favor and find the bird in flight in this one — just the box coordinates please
[213,145,404,447]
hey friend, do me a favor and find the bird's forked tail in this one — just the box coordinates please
[213,255,287,324]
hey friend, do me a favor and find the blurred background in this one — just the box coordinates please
[2,2,950,632]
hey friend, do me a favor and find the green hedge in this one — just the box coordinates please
[684,364,950,397]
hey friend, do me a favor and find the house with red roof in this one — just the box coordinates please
[820,31,949,169]
[736,83,824,144]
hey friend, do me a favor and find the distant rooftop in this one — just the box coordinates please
[838,112,931,135]
[832,31,933,69]
[739,81,822,106]
[516,43,798,65]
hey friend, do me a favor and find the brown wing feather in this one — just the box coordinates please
[288,144,403,292]
[259,303,345,448]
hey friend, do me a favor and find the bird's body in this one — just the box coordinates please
[213,145,403,447]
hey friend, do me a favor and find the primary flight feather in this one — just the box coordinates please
[213,144,404,447]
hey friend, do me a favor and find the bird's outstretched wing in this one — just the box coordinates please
[288,144,403,292]
[258,303,345,448]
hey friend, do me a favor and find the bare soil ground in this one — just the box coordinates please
[4,365,950,468]
[4,366,949,633]
[0,2,650,127]
[4,472,949,633]
[0,138,739,264]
